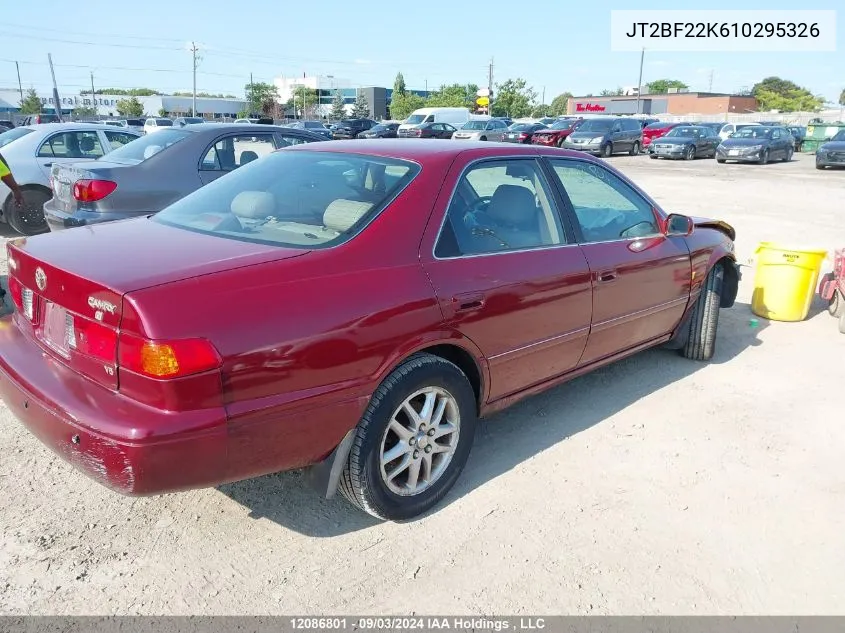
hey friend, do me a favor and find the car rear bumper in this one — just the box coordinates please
[44,199,133,232]
[0,314,230,495]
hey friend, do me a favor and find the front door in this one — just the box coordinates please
[547,157,692,366]
[422,157,593,401]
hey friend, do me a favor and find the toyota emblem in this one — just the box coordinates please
[34,267,47,291]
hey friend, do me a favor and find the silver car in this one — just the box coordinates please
[0,123,141,235]
[451,118,509,141]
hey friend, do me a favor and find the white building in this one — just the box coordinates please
[273,75,352,103]
[0,88,246,118]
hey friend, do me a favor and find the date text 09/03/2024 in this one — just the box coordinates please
[289,617,547,630]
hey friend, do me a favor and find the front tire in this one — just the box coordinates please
[6,188,50,236]
[829,289,845,318]
[759,149,769,165]
[716,158,726,163]
[340,353,477,521]
[629,141,640,156]
[784,147,793,162]
[681,264,724,361]
[685,145,696,161]
[601,143,613,158]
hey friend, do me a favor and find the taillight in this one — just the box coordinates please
[68,315,117,363]
[7,276,23,313]
[118,334,221,379]
[519,133,528,139]
[73,179,117,202]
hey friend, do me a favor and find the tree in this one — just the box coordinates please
[19,88,42,114]
[286,85,318,118]
[330,90,347,120]
[600,87,623,96]
[751,76,825,112]
[351,92,370,118]
[116,96,144,117]
[840,88,845,107]
[548,92,573,116]
[492,78,537,118]
[158,108,168,117]
[72,106,98,119]
[531,104,549,117]
[244,81,278,116]
[393,72,407,97]
[426,83,479,108]
[82,88,159,96]
[646,79,688,94]
[389,92,426,120]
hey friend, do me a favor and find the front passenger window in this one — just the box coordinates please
[435,159,565,258]
[550,159,659,243]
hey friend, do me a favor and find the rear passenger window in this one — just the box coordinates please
[435,159,565,258]
[104,130,138,150]
[38,131,104,158]
[201,134,275,171]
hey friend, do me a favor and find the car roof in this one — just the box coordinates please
[18,122,119,131]
[176,122,293,134]
[284,138,605,162]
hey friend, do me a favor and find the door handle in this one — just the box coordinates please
[597,270,618,283]
[42,162,53,167]
[453,293,485,312]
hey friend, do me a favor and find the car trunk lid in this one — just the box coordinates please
[6,219,309,390]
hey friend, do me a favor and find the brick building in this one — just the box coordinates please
[567,92,759,116]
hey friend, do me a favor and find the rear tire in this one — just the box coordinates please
[839,311,845,335]
[6,188,50,236]
[716,158,726,164]
[339,353,477,521]
[784,147,793,162]
[629,141,640,156]
[649,154,658,159]
[681,264,724,361]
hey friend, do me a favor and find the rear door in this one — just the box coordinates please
[546,157,691,366]
[35,129,106,178]
[198,132,277,185]
[421,156,593,401]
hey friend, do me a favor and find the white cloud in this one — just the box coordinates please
[354,59,371,65]
[648,60,670,67]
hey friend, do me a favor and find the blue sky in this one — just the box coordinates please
[1,0,842,103]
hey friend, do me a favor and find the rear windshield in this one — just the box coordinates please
[155,119,173,126]
[103,129,190,165]
[304,121,326,129]
[831,130,845,141]
[153,150,420,249]
[0,127,34,149]
[644,122,669,130]
[461,121,488,130]
[183,118,204,124]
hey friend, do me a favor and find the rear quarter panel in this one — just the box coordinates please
[122,152,464,476]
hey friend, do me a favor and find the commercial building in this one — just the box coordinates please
[566,91,759,116]
[0,88,246,118]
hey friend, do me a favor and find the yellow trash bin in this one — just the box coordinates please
[751,242,829,322]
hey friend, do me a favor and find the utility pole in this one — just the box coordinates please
[542,86,546,113]
[47,53,62,122]
[90,71,96,118]
[488,57,494,116]
[249,72,253,116]
[190,41,199,117]
[15,61,23,106]
[708,69,714,92]
[635,47,645,115]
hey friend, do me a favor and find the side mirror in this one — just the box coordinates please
[666,213,694,236]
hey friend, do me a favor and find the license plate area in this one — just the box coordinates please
[728,149,739,156]
[40,301,72,359]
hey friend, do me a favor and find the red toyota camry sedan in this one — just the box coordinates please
[0,140,739,521]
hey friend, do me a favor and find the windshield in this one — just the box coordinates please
[371,125,388,132]
[0,127,34,149]
[305,122,326,129]
[103,129,190,165]
[665,126,701,137]
[155,119,173,126]
[406,114,426,124]
[184,118,204,124]
[548,119,576,130]
[461,121,488,130]
[832,130,845,141]
[644,122,669,131]
[732,127,773,139]
[509,123,533,131]
[153,151,420,248]
[576,119,615,132]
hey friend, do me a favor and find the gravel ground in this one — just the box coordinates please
[1,151,844,615]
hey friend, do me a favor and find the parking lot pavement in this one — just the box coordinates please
[1,153,844,615]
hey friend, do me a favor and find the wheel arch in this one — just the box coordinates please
[2,183,52,222]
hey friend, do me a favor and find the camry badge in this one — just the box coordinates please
[88,296,117,315]
[34,267,47,291]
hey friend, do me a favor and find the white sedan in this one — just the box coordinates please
[0,123,141,235]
